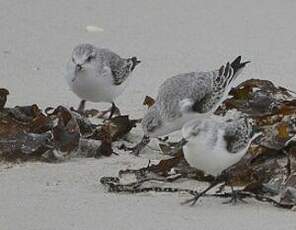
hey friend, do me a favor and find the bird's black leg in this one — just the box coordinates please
[108,102,121,119]
[283,150,291,177]
[70,100,86,115]
[78,100,86,113]
[222,186,247,204]
[182,180,220,206]
[98,102,121,119]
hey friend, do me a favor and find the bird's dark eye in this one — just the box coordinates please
[86,56,92,62]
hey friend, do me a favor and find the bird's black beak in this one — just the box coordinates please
[135,59,141,65]
[75,64,82,72]
[130,57,141,71]
[131,57,141,66]
[72,64,83,82]
[178,138,188,148]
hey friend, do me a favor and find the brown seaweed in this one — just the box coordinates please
[100,79,296,208]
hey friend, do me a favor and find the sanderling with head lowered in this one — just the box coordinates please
[127,56,250,155]
[65,43,141,118]
[181,111,262,205]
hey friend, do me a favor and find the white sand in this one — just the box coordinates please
[0,0,296,229]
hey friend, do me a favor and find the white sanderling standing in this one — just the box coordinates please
[65,43,141,118]
[126,56,250,155]
[181,111,262,205]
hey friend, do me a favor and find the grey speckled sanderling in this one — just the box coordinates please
[142,56,249,138]
[181,111,261,205]
[126,56,249,155]
[65,43,141,118]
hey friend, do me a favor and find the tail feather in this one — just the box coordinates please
[219,56,250,87]
[211,56,250,111]
[224,62,230,77]
[230,56,250,76]
[130,56,141,71]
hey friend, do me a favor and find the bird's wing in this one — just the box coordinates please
[102,49,132,86]
[190,71,221,113]
[110,62,132,85]
[156,73,213,120]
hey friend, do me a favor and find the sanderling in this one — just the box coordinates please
[65,43,141,118]
[127,56,249,155]
[181,111,261,205]
[142,56,249,137]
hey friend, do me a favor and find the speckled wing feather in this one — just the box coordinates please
[223,116,252,153]
[156,72,214,121]
[111,62,132,85]
[98,48,130,86]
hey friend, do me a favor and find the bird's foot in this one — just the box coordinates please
[70,107,85,116]
[70,100,86,116]
[118,143,143,156]
[109,103,121,119]
[98,103,121,120]
[222,189,247,205]
[216,183,226,194]
[181,193,203,206]
[182,180,221,206]
[157,136,169,142]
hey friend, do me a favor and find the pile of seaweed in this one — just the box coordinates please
[100,79,296,209]
[0,88,138,162]
[1,79,296,209]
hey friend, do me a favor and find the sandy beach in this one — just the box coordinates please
[0,0,296,229]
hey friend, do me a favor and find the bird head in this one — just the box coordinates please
[141,105,162,137]
[182,118,203,140]
[71,44,96,72]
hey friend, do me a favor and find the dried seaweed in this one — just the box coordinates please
[49,106,81,153]
[0,132,53,162]
[89,115,138,141]
[143,95,155,108]
[0,90,138,162]
[0,100,55,162]
[2,78,296,209]
[100,79,296,209]
[100,169,293,209]
[0,88,9,110]
[0,104,52,138]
